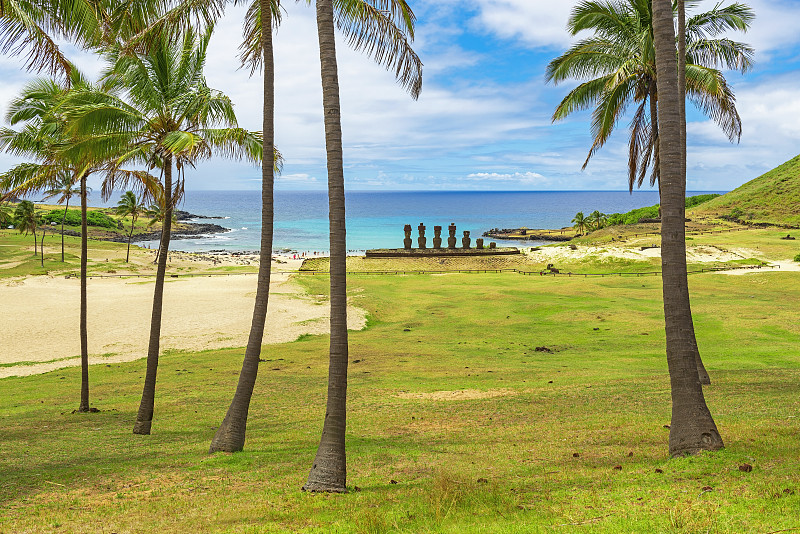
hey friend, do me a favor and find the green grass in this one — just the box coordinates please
[692,153,800,225]
[1,265,799,532]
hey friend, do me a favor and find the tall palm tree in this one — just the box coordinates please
[303,0,422,493]
[675,0,710,386]
[209,0,281,454]
[572,211,588,235]
[652,0,723,457]
[115,190,147,262]
[66,28,262,435]
[210,0,419,459]
[0,70,155,414]
[13,199,39,253]
[42,174,80,262]
[546,0,753,191]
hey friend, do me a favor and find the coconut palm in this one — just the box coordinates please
[302,0,422,493]
[210,0,420,460]
[546,0,754,192]
[572,211,588,235]
[0,70,156,413]
[651,0,723,457]
[13,199,39,253]
[208,0,282,454]
[587,210,607,230]
[42,174,81,261]
[115,190,147,262]
[65,28,262,435]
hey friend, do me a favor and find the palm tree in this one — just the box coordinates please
[210,0,419,459]
[546,0,754,192]
[303,0,422,493]
[66,28,262,435]
[13,199,39,254]
[572,212,588,235]
[42,174,81,262]
[587,210,606,231]
[652,0,723,457]
[209,0,281,454]
[0,70,155,414]
[115,190,147,262]
[675,0,710,386]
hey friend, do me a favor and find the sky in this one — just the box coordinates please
[1,0,799,192]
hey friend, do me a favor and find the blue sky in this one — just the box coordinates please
[1,0,799,192]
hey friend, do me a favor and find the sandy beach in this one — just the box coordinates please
[0,264,366,378]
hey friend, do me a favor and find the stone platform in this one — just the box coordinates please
[365,247,520,258]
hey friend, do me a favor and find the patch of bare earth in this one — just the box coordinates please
[397,389,517,401]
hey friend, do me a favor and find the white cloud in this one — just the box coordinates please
[686,71,800,187]
[470,0,574,49]
[467,171,546,182]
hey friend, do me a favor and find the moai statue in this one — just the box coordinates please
[447,223,457,249]
[489,242,497,249]
[403,224,412,250]
[433,226,443,249]
[417,222,427,249]
[476,238,484,249]
[462,230,471,249]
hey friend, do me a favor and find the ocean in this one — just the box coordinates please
[114,190,720,253]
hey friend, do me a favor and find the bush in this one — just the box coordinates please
[41,209,119,229]
[605,194,721,227]
[685,193,720,208]
[794,252,800,263]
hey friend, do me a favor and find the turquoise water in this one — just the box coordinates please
[118,190,720,253]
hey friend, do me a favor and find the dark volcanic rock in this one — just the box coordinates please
[174,209,224,221]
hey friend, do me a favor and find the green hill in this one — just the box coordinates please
[691,154,800,226]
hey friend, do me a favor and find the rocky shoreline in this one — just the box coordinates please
[54,210,231,243]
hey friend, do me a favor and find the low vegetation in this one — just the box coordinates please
[604,194,721,227]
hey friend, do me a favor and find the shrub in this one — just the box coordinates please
[41,209,119,229]
[794,252,800,263]
[685,193,720,208]
[605,194,720,227]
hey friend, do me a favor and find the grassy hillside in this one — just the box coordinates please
[691,154,800,225]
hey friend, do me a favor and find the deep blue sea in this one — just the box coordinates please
[101,190,720,253]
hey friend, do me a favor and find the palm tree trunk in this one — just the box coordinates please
[652,0,722,457]
[209,0,276,454]
[40,225,46,267]
[32,225,37,255]
[78,174,90,412]
[61,198,69,262]
[676,0,710,386]
[134,161,174,435]
[126,219,134,263]
[303,0,349,493]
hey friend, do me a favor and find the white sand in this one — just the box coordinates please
[526,243,750,263]
[0,270,366,378]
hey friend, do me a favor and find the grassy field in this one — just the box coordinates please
[2,230,799,532]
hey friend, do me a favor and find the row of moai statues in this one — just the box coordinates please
[404,223,488,250]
